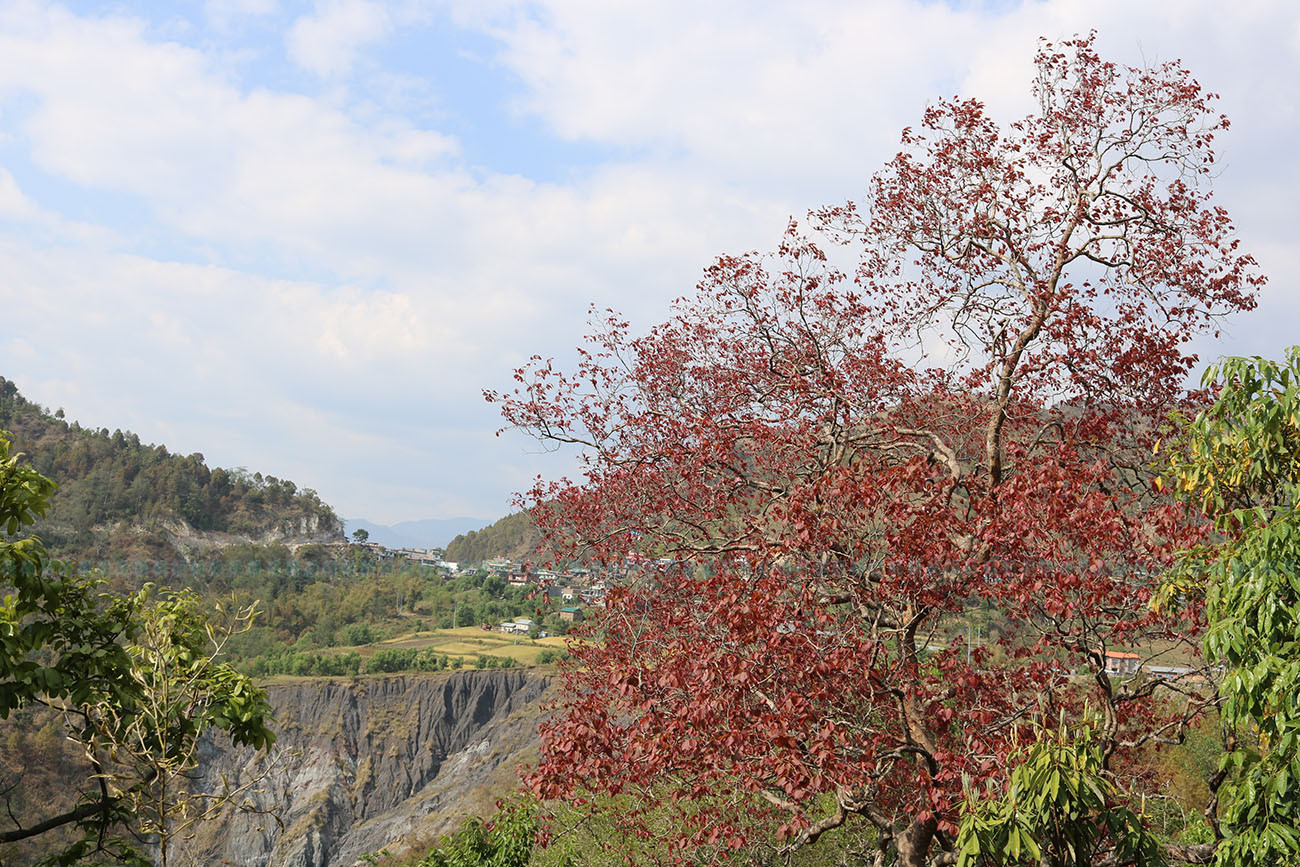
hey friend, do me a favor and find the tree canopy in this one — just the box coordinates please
[493,34,1262,866]
[1160,350,1300,866]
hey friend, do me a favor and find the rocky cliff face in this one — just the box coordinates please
[160,513,342,556]
[175,670,550,867]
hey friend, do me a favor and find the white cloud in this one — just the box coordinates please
[205,0,279,23]
[0,167,34,219]
[0,5,463,271]
[287,0,393,77]
[472,0,984,199]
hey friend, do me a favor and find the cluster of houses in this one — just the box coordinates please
[466,559,610,634]
[348,540,451,568]
[489,559,608,629]
[348,539,612,627]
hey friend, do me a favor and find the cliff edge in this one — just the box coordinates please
[177,669,551,866]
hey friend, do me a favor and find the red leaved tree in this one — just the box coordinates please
[491,34,1261,866]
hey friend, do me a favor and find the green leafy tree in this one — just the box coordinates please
[88,587,277,865]
[416,799,550,867]
[955,720,1161,866]
[0,432,275,864]
[1160,348,1300,866]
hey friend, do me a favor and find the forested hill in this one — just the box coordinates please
[443,510,540,563]
[0,376,342,560]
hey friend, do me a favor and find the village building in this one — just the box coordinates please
[1103,650,1142,677]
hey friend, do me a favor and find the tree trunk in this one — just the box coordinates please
[894,815,938,867]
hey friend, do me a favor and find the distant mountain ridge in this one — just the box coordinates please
[343,517,491,550]
[0,375,343,560]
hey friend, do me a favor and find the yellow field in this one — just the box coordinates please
[361,626,570,667]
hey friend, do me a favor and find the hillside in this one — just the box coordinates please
[0,376,343,560]
[443,510,541,563]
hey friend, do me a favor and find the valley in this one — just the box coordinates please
[0,380,564,866]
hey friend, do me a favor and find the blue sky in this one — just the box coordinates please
[2,0,1298,525]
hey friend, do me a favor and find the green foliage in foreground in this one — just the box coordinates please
[1162,350,1300,866]
[0,432,274,864]
[956,721,1161,866]
[365,785,886,867]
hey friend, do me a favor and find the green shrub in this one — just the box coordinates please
[341,622,376,645]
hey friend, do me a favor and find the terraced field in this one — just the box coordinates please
[365,626,569,666]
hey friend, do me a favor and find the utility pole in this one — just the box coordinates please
[966,624,981,665]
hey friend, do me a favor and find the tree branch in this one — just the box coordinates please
[0,798,115,844]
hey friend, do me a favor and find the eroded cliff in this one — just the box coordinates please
[176,669,550,867]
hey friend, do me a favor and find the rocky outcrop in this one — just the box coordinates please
[175,670,550,867]
[158,514,341,557]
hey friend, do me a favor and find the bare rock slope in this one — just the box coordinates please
[177,669,550,867]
